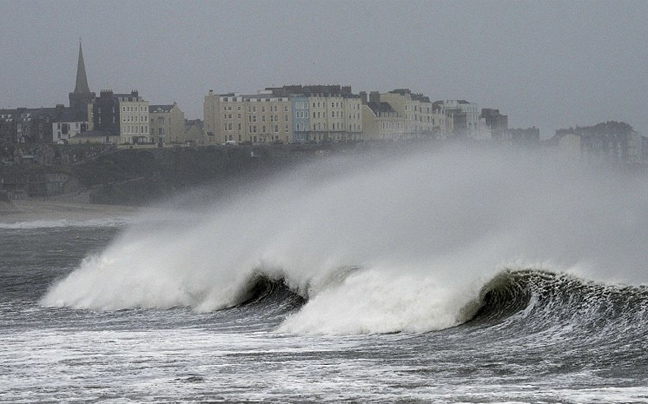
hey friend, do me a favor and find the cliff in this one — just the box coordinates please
[0,143,367,206]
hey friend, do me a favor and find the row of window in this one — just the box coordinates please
[246,105,290,113]
[122,115,147,123]
[122,106,147,112]
[245,124,289,134]
[122,124,148,134]
[310,101,361,110]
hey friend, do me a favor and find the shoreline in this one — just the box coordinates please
[0,198,143,224]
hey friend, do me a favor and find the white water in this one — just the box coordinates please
[41,145,648,334]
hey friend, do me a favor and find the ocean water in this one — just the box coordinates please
[2,145,648,403]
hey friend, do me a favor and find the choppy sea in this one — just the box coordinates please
[2,145,648,402]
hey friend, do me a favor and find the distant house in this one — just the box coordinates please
[52,107,88,143]
[436,100,487,140]
[481,109,509,140]
[361,92,405,141]
[0,107,64,143]
[87,90,150,144]
[149,103,185,145]
[379,89,434,139]
[184,119,208,145]
[548,121,642,162]
[70,129,120,145]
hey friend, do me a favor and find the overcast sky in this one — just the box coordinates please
[1,0,646,137]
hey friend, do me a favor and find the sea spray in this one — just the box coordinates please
[41,144,648,334]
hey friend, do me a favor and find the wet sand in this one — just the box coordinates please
[0,199,143,224]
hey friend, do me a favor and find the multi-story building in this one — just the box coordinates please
[291,96,310,142]
[205,85,363,144]
[361,91,406,140]
[378,89,434,138]
[283,85,362,142]
[437,100,487,140]
[149,103,185,145]
[550,121,642,162]
[481,108,509,140]
[431,102,452,139]
[88,90,149,144]
[204,90,293,144]
[0,107,61,143]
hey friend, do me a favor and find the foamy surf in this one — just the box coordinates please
[40,145,648,336]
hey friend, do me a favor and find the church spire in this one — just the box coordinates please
[73,40,91,94]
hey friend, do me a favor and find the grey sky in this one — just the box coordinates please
[1,0,647,137]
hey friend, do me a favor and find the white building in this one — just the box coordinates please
[52,108,88,143]
[118,93,149,144]
[438,100,488,140]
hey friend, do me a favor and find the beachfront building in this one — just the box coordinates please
[204,85,362,144]
[149,103,185,145]
[481,108,509,141]
[266,85,363,142]
[361,91,406,140]
[291,96,310,143]
[431,102,452,139]
[204,90,293,144]
[549,121,642,162]
[437,100,488,140]
[378,89,434,139]
[87,90,150,144]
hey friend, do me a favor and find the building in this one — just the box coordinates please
[378,89,434,139]
[205,85,363,144]
[267,85,363,142]
[184,119,209,146]
[431,102,452,139]
[549,121,642,162]
[0,107,60,143]
[52,106,88,143]
[507,127,540,148]
[69,130,119,145]
[437,100,487,139]
[204,90,293,144]
[481,108,508,140]
[361,92,406,140]
[87,90,150,144]
[68,42,95,120]
[291,96,310,142]
[149,103,185,145]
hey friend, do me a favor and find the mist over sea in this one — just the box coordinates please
[3,144,648,402]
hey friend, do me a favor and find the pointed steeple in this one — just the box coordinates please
[69,40,95,118]
[73,41,91,94]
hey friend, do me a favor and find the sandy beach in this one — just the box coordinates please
[0,198,143,224]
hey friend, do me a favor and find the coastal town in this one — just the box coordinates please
[0,43,645,204]
[2,43,644,161]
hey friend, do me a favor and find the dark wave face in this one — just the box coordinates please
[233,273,306,312]
[464,270,648,350]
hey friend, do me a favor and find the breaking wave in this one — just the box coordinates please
[40,144,648,335]
[466,269,648,336]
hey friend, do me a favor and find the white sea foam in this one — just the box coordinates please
[41,145,648,334]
